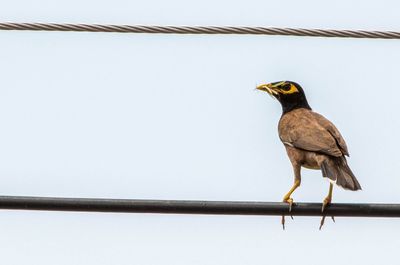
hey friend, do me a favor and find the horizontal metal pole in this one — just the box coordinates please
[0,195,398,217]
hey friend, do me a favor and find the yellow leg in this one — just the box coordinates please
[281,165,301,230]
[319,183,334,230]
[322,183,333,212]
[281,179,300,230]
[282,179,301,212]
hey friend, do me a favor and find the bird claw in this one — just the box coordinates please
[319,215,336,230]
[281,197,295,230]
[321,197,331,213]
[319,215,326,230]
[283,197,294,212]
[320,197,334,230]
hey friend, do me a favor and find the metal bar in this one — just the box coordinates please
[0,196,399,217]
[0,22,400,39]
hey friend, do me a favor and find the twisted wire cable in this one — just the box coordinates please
[0,22,399,39]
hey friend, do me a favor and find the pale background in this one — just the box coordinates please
[0,0,399,264]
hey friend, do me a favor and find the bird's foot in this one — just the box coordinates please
[319,196,334,230]
[281,197,295,230]
[283,197,294,212]
[321,196,331,213]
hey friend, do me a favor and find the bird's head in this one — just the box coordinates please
[256,81,311,114]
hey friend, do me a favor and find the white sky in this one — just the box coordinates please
[0,1,399,264]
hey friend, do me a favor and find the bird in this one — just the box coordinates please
[256,81,361,229]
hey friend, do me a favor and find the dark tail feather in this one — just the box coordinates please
[321,157,361,191]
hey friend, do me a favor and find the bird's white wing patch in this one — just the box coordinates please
[283,141,294,147]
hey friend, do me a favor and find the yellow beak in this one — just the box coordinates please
[256,83,279,95]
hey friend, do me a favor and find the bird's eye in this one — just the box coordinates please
[282,83,291,91]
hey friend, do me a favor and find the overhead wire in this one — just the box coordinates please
[0,196,399,217]
[0,22,399,39]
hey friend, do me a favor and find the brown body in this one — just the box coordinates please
[278,108,348,169]
[280,108,338,170]
[278,108,360,191]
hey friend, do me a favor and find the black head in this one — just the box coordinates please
[256,81,311,114]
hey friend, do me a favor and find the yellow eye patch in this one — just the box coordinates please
[278,83,298,94]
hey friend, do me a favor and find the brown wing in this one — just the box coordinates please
[278,109,349,157]
[311,112,349,156]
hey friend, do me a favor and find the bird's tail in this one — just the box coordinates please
[321,156,361,191]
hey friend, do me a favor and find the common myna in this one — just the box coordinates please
[256,81,361,229]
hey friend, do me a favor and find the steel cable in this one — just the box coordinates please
[0,22,399,39]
